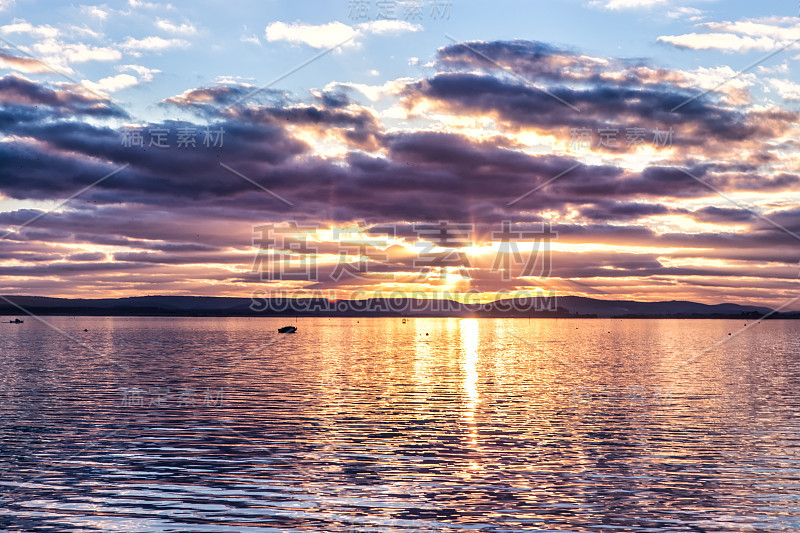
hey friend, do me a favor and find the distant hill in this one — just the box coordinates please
[553,296,774,318]
[0,295,782,318]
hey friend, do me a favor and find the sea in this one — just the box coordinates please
[1,316,799,532]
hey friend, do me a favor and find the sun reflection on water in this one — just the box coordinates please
[460,318,481,472]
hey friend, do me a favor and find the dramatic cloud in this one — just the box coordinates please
[1,37,799,306]
[408,40,796,161]
[0,74,127,117]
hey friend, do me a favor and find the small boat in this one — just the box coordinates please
[402,318,407,324]
[9,318,23,324]
[278,326,297,333]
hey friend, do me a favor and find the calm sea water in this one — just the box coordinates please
[0,317,799,532]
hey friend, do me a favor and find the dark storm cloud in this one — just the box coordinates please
[0,205,247,252]
[692,206,755,223]
[111,251,247,265]
[1,108,797,250]
[0,68,793,223]
[160,84,253,114]
[577,201,679,221]
[0,75,127,118]
[67,252,106,261]
[436,39,738,100]
[435,40,683,90]
[0,118,306,202]
[437,40,578,80]
[316,87,352,108]
[0,260,152,276]
[0,90,389,207]
[233,104,381,150]
[404,40,798,159]
[406,72,792,150]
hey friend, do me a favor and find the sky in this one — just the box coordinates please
[1,0,800,308]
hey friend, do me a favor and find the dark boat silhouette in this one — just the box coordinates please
[278,326,297,333]
[9,318,23,323]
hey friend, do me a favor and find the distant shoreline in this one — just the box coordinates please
[1,295,795,319]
